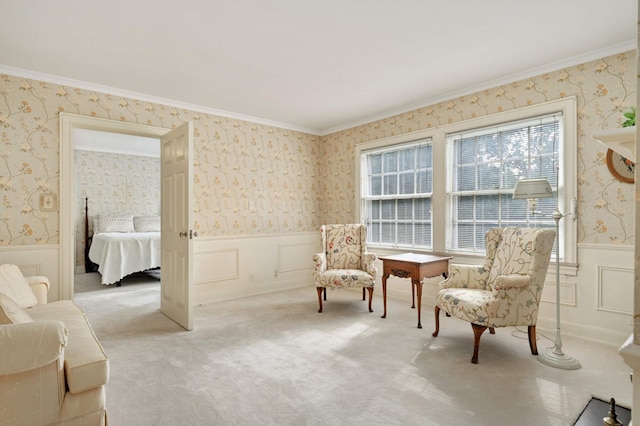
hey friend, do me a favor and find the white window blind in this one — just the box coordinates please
[361,138,433,249]
[447,113,562,253]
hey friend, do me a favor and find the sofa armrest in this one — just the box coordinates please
[0,321,67,375]
[26,276,50,305]
[440,264,489,290]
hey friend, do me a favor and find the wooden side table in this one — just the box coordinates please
[379,253,452,329]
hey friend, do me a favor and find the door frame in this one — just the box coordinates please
[59,113,170,300]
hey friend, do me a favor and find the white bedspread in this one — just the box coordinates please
[88,232,161,285]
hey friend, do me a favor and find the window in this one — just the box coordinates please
[355,97,576,267]
[360,139,433,249]
[447,113,561,253]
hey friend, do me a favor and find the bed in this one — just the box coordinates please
[84,198,161,285]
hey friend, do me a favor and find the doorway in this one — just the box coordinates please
[73,128,161,292]
[59,114,169,300]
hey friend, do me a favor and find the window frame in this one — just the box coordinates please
[360,138,434,249]
[446,112,563,255]
[355,97,577,271]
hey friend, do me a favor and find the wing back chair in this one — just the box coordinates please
[432,227,555,363]
[312,224,377,313]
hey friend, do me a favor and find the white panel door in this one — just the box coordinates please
[160,121,193,330]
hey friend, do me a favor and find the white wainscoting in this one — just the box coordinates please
[0,245,61,301]
[369,244,633,347]
[192,232,318,306]
[0,240,630,346]
[544,243,633,346]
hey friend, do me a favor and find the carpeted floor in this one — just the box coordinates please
[74,272,632,426]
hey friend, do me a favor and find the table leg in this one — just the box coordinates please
[381,273,389,319]
[414,278,423,328]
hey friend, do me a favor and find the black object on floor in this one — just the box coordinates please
[574,397,630,425]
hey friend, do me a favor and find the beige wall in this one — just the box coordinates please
[320,51,637,246]
[0,51,636,344]
[0,50,635,248]
[0,76,322,245]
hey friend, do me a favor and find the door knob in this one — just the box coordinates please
[179,232,188,237]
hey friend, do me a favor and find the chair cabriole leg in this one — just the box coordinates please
[471,323,488,364]
[317,287,324,313]
[432,305,440,337]
[528,325,538,355]
[366,287,374,312]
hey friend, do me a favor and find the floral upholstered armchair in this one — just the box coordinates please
[433,227,555,364]
[312,224,377,313]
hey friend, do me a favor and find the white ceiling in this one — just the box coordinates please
[1,1,636,135]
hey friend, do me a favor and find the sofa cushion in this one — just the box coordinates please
[315,269,375,288]
[60,386,106,423]
[0,264,38,308]
[0,293,33,324]
[29,300,109,394]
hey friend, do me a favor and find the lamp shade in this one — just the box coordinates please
[512,178,553,199]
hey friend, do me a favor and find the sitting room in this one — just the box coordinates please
[0,1,638,425]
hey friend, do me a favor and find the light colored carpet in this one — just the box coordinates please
[73,273,632,426]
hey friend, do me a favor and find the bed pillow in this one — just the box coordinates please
[134,215,161,232]
[95,213,135,233]
[0,264,38,309]
[0,292,33,324]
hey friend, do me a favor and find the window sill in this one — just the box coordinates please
[368,246,578,277]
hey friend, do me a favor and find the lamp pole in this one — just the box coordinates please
[537,206,581,369]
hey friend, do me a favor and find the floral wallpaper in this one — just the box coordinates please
[0,50,635,247]
[0,74,321,245]
[321,51,637,245]
[74,150,160,266]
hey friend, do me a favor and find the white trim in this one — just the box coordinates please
[74,147,160,158]
[0,244,59,251]
[2,42,633,137]
[597,265,634,315]
[322,41,634,136]
[579,242,633,251]
[2,64,319,136]
[195,231,317,242]
[192,232,317,305]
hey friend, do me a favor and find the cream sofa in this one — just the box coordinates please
[0,264,109,425]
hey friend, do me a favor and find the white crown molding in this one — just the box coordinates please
[0,64,321,136]
[319,40,637,136]
[1,39,635,138]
